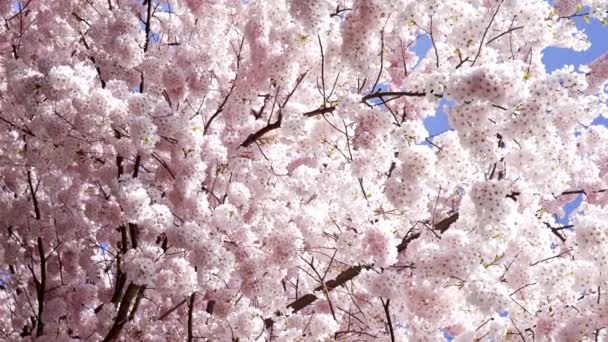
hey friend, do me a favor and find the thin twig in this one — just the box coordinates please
[471,0,506,66]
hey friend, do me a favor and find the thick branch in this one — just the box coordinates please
[35,237,46,337]
[102,283,141,342]
[287,212,459,314]
[381,298,395,342]
[396,230,422,253]
[288,265,368,313]
[128,223,139,249]
[128,285,145,321]
[187,293,196,342]
[132,154,141,178]
[143,0,153,53]
[303,106,336,117]
[435,212,459,233]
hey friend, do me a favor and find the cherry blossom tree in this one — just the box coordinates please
[1,0,608,340]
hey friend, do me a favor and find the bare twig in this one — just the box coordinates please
[203,36,245,135]
[429,15,440,68]
[471,0,506,66]
[530,248,573,266]
[486,26,524,45]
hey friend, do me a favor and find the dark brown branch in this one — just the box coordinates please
[90,56,106,88]
[119,225,128,255]
[429,15,440,68]
[486,26,524,45]
[204,36,244,135]
[509,317,527,342]
[204,79,237,135]
[240,71,308,147]
[102,283,141,342]
[27,171,40,220]
[510,283,537,297]
[110,225,129,305]
[455,56,470,69]
[543,222,569,242]
[157,298,188,320]
[132,154,141,178]
[0,114,35,136]
[561,188,607,196]
[471,0,505,66]
[128,285,145,321]
[303,106,336,117]
[187,293,195,342]
[381,298,395,342]
[288,265,368,313]
[143,0,153,53]
[275,211,459,322]
[115,130,124,179]
[396,229,421,253]
[557,12,590,20]
[110,271,127,305]
[128,223,139,249]
[151,152,176,180]
[330,5,351,17]
[34,237,46,337]
[362,90,427,103]
[435,212,459,233]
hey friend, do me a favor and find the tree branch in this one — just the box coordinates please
[143,0,153,53]
[429,15,440,68]
[380,298,395,342]
[471,0,505,66]
[303,106,336,117]
[27,170,40,220]
[240,71,308,147]
[204,36,245,135]
[288,264,368,313]
[485,26,524,45]
[157,298,188,320]
[362,90,428,104]
[132,154,141,178]
[102,283,141,342]
[127,285,145,321]
[34,237,46,337]
[187,293,196,342]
